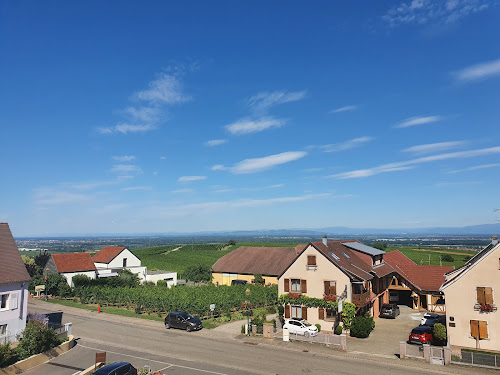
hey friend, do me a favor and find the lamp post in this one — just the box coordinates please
[245,288,251,336]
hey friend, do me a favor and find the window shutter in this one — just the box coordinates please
[470,320,479,339]
[324,281,330,295]
[284,279,289,293]
[477,287,486,304]
[302,306,308,320]
[10,293,18,310]
[479,321,488,339]
[331,282,336,296]
[485,287,493,305]
[319,308,325,320]
[285,305,290,318]
[307,255,316,266]
[301,279,307,293]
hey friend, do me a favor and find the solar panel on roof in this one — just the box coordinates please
[329,252,340,261]
[341,242,385,256]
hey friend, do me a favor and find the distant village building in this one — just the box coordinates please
[0,223,31,343]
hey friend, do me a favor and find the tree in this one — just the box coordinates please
[34,250,51,270]
[228,240,236,246]
[441,254,454,262]
[22,255,38,277]
[372,242,387,251]
[16,320,62,360]
[184,265,212,283]
[253,274,264,285]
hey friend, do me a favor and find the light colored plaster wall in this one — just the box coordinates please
[62,271,96,287]
[444,245,500,351]
[212,273,278,286]
[107,249,141,268]
[145,272,177,286]
[0,282,28,341]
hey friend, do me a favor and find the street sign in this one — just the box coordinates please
[35,285,45,291]
[338,300,343,313]
[95,352,106,369]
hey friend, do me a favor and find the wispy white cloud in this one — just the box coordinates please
[172,188,194,193]
[160,156,167,160]
[403,141,465,154]
[206,139,228,147]
[225,117,286,135]
[34,188,91,205]
[213,151,307,174]
[134,72,191,104]
[111,164,143,175]
[112,155,136,162]
[453,58,500,83]
[120,186,151,192]
[318,136,374,152]
[330,105,357,113]
[98,124,156,135]
[332,146,500,179]
[447,163,500,174]
[178,176,207,182]
[383,0,490,27]
[435,181,482,188]
[395,116,442,128]
[247,90,306,112]
[124,106,161,123]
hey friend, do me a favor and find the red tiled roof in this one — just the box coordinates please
[0,223,31,284]
[212,247,298,276]
[92,246,126,263]
[385,250,453,292]
[52,253,96,273]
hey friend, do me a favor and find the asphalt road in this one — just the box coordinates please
[25,301,495,375]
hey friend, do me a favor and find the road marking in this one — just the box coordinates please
[78,344,236,375]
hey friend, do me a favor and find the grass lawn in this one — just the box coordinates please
[386,246,476,268]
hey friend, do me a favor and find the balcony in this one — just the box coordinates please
[351,291,371,307]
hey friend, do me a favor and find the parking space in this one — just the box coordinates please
[347,305,425,357]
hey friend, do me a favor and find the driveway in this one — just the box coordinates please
[347,305,424,357]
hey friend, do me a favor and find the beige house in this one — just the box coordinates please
[440,236,500,353]
[278,237,394,331]
[212,246,301,286]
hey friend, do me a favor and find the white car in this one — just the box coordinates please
[283,318,319,337]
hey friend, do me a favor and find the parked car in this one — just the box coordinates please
[420,313,445,327]
[231,279,247,285]
[283,318,319,337]
[92,362,137,375]
[408,326,433,345]
[379,303,400,319]
[164,311,202,332]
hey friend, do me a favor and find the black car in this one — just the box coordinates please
[380,303,400,319]
[164,311,202,331]
[231,279,247,285]
[421,313,446,327]
[92,362,137,375]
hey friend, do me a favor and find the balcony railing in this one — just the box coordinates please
[351,291,371,307]
[474,303,497,313]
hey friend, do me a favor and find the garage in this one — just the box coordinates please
[389,289,413,307]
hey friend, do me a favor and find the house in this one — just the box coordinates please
[385,250,453,312]
[92,246,177,286]
[440,235,500,353]
[0,223,31,343]
[43,253,97,287]
[278,237,395,331]
[212,246,302,286]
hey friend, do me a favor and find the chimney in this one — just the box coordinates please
[322,234,328,247]
[492,235,499,246]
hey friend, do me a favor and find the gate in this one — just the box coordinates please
[430,346,444,365]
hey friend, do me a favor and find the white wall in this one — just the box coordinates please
[95,249,141,269]
[145,272,177,287]
[61,271,96,287]
[0,282,29,343]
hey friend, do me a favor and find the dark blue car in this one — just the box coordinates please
[92,362,137,375]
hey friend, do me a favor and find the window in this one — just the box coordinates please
[0,324,6,336]
[477,287,494,305]
[291,279,301,292]
[291,306,302,319]
[470,320,488,339]
[10,293,18,310]
[0,294,8,309]
[123,258,127,268]
[324,280,336,296]
[326,308,336,320]
[307,255,316,266]
[329,252,340,261]
[342,252,350,259]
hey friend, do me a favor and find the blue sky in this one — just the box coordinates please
[1,1,500,236]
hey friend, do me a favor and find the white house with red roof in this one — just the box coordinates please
[0,223,31,343]
[43,252,97,287]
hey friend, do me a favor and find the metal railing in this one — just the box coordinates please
[460,351,500,368]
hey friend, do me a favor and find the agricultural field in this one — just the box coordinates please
[385,245,476,268]
[133,243,236,278]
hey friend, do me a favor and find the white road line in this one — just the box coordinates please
[78,344,233,375]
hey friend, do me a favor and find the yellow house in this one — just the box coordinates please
[212,246,301,286]
[440,236,500,354]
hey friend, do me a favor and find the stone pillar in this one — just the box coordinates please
[423,344,431,363]
[443,347,451,365]
[263,323,273,338]
[252,324,257,335]
[399,342,406,359]
[283,328,289,342]
[340,334,347,351]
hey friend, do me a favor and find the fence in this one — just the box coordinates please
[0,323,71,344]
[459,351,500,369]
[275,330,347,351]
[404,343,425,360]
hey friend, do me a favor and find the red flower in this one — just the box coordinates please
[288,294,300,299]
[323,295,336,302]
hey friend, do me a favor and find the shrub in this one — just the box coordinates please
[364,312,375,330]
[57,282,73,298]
[72,274,91,287]
[184,265,212,283]
[0,342,18,368]
[277,305,284,316]
[441,254,454,262]
[463,256,472,262]
[253,274,264,285]
[16,320,62,360]
[334,324,343,335]
[350,315,374,338]
[156,280,167,287]
[315,324,321,333]
[266,305,276,314]
[433,323,447,346]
